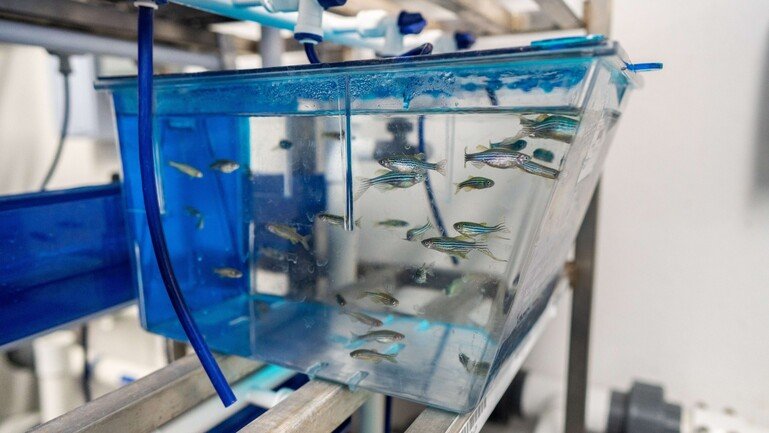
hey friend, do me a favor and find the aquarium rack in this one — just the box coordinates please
[31,281,568,433]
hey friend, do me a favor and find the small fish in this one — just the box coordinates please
[214,267,243,279]
[336,294,347,307]
[184,206,205,230]
[260,247,298,264]
[413,263,434,284]
[169,161,203,178]
[354,171,426,201]
[421,237,506,262]
[453,221,510,240]
[378,154,447,176]
[520,160,560,180]
[357,291,399,307]
[489,137,527,151]
[455,176,494,193]
[532,148,555,163]
[343,311,383,327]
[458,353,490,376]
[350,330,405,343]
[316,213,361,228]
[464,147,530,169]
[445,278,464,297]
[210,159,240,174]
[321,131,345,140]
[266,223,311,251]
[350,349,398,364]
[377,219,409,228]
[405,220,432,241]
[273,139,293,151]
[514,114,578,143]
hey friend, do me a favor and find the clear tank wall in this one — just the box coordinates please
[101,46,635,412]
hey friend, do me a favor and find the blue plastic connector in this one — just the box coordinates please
[454,32,476,50]
[317,0,346,9]
[397,11,427,35]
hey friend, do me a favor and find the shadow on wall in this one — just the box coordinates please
[753,27,769,203]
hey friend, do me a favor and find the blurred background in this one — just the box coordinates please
[0,0,767,432]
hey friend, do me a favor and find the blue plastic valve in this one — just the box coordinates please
[397,11,427,35]
[454,32,476,50]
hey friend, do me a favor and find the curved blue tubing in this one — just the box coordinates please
[137,6,236,407]
[417,116,458,266]
[304,43,321,64]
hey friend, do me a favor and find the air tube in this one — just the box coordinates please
[137,4,236,407]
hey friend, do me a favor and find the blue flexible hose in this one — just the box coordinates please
[137,5,236,407]
[304,43,321,64]
[417,116,458,265]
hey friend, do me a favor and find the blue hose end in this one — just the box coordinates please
[625,62,663,72]
[397,11,427,35]
[454,32,476,50]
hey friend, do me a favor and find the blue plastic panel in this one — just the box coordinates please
[0,184,134,348]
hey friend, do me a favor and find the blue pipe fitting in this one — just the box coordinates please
[317,0,346,9]
[454,32,476,50]
[397,11,427,35]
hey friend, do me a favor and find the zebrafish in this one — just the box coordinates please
[413,262,434,284]
[520,160,560,180]
[455,176,494,193]
[532,148,555,163]
[464,147,530,169]
[356,291,399,307]
[489,137,527,151]
[260,247,298,264]
[354,171,426,201]
[184,206,205,230]
[377,219,410,228]
[453,221,510,240]
[316,213,361,228]
[210,159,240,173]
[273,139,293,151]
[266,223,311,251]
[458,353,490,376]
[350,330,405,343]
[169,161,203,178]
[378,154,447,176]
[405,220,432,241]
[343,311,383,327]
[214,267,243,279]
[421,236,507,262]
[350,349,398,364]
[514,114,578,143]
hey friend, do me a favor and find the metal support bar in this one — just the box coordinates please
[30,355,260,433]
[0,19,221,68]
[564,184,600,433]
[241,380,371,433]
[533,0,583,29]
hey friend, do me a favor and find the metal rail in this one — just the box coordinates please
[31,355,261,433]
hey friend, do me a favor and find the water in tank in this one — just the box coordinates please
[98,40,642,412]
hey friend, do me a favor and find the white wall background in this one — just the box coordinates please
[524,0,769,427]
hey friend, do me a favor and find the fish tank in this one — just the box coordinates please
[98,39,641,412]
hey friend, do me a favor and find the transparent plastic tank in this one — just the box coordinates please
[99,41,641,412]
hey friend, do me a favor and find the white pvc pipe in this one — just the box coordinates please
[359,394,385,433]
[33,331,82,422]
[0,19,220,68]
